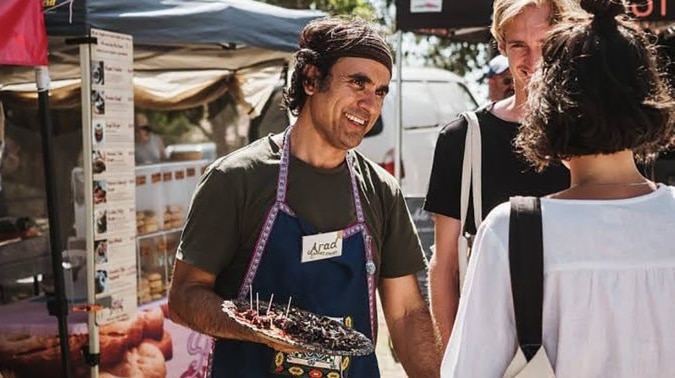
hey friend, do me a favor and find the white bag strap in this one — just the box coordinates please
[458,111,482,285]
[468,112,482,228]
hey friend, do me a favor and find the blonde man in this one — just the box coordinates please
[424,0,582,350]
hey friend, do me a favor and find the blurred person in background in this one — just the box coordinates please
[485,55,514,102]
[134,112,166,165]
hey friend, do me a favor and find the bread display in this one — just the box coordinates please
[138,276,152,304]
[140,308,165,341]
[0,308,173,378]
[136,210,159,235]
[0,333,88,377]
[99,342,166,378]
[144,331,173,361]
[162,205,185,230]
[138,272,166,304]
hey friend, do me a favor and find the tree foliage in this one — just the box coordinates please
[139,106,206,145]
[262,0,376,19]
[263,0,488,81]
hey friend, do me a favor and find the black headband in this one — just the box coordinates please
[330,38,393,73]
[316,33,393,74]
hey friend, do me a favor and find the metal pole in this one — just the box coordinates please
[394,30,404,184]
[78,41,100,378]
[36,65,72,378]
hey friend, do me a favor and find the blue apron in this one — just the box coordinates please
[210,127,379,377]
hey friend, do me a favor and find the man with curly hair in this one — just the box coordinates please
[168,16,440,378]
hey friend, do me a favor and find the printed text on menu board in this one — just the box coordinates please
[90,28,137,325]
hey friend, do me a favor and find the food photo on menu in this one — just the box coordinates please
[95,239,108,264]
[93,150,106,174]
[95,269,109,295]
[92,60,105,85]
[95,209,107,235]
[93,180,107,204]
[92,90,105,115]
[93,121,105,144]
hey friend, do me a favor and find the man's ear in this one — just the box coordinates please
[497,42,506,57]
[303,65,320,95]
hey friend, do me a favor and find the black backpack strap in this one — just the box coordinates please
[508,196,543,361]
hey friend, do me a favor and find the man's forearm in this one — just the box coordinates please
[429,260,460,349]
[429,214,463,350]
[389,305,442,378]
[168,284,252,341]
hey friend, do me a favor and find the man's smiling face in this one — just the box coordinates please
[305,57,391,150]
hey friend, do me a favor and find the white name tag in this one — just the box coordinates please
[301,231,343,263]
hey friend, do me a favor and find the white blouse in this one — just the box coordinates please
[442,185,675,378]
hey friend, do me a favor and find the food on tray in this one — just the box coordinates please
[222,299,373,356]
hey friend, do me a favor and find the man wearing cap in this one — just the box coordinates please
[485,55,514,102]
[168,17,440,378]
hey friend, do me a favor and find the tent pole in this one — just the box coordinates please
[394,30,403,184]
[36,66,73,378]
[77,40,100,378]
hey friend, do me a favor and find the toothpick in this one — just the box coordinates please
[266,293,274,315]
[249,285,253,310]
[256,292,259,314]
[285,296,292,317]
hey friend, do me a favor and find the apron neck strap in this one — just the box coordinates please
[276,126,365,224]
[345,152,366,224]
[276,126,293,203]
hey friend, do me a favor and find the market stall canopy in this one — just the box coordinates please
[0,37,291,112]
[44,0,325,52]
[1,0,326,114]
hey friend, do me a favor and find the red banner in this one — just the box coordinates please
[0,0,48,66]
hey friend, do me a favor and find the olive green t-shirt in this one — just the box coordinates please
[176,135,426,298]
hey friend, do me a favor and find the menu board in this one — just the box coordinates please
[89,28,137,325]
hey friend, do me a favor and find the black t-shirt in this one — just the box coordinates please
[424,107,569,234]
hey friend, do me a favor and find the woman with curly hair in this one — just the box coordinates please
[441,0,675,377]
